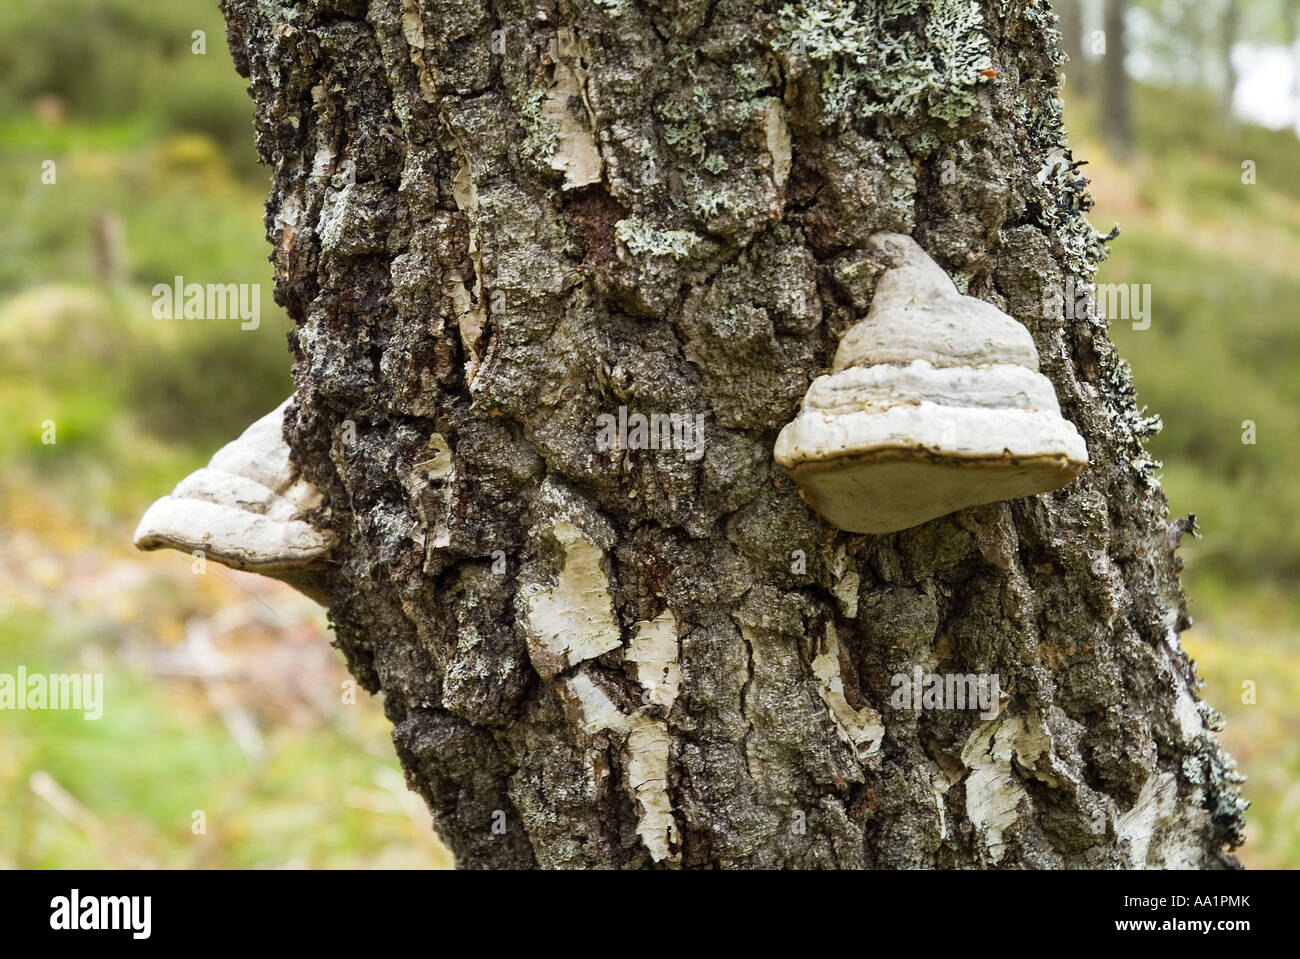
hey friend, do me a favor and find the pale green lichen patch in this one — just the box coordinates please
[732,62,772,100]
[614,217,701,259]
[681,171,757,223]
[659,84,713,161]
[777,0,993,128]
[513,86,561,169]
[703,153,729,174]
[657,45,733,172]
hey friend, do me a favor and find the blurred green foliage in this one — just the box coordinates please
[1068,80,1300,867]
[0,0,446,869]
[1078,82,1300,590]
[0,0,291,452]
[0,0,260,178]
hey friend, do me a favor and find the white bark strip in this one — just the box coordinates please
[521,520,623,679]
[960,715,1029,865]
[812,624,883,764]
[627,715,679,864]
[557,610,684,865]
[627,609,681,710]
[542,28,604,190]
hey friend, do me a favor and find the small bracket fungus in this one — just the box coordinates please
[774,234,1088,534]
[134,397,336,603]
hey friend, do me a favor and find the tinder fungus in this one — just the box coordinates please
[774,234,1088,534]
[134,397,335,601]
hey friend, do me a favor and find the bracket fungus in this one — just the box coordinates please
[133,397,336,603]
[774,233,1088,534]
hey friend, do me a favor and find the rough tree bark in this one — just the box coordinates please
[217,0,1246,868]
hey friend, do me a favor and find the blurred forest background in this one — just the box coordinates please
[0,0,1296,868]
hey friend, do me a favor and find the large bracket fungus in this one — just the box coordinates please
[775,233,1089,534]
[134,397,336,603]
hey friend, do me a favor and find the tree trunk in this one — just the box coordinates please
[1220,0,1239,124]
[218,0,1245,869]
[1101,0,1133,155]
[1285,0,1299,128]
[1055,0,1088,96]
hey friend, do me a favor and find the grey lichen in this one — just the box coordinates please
[777,0,993,128]
[614,217,702,259]
[513,86,561,170]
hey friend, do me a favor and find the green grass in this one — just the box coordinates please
[0,605,448,868]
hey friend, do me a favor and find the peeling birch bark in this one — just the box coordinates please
[521,520,622,680]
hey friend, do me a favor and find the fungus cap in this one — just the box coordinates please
[134,397,336,601]
[774,234,1089,534]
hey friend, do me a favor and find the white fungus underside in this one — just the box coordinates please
[774,403,1087,534]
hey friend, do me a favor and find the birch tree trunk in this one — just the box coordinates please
[1219,0,1240,123]
[218,0,1246,869]
[1101,0,1132,155]
[1056,0,1087,96]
